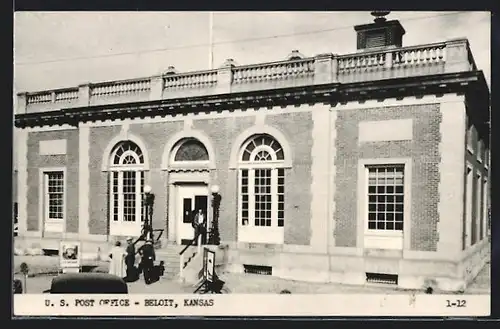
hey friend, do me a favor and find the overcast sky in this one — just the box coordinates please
[14,11,490,94]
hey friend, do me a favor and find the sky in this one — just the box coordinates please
[14,11,491,95]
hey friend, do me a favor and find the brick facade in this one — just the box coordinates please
[334,104,442,251]
[26,130,79,233]
[82,109,313,244]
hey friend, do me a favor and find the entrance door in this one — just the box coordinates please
[177,185,208,245]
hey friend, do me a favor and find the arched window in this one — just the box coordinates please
[173,138,209,162]
[109,141,145,226]
[238,134,286,239]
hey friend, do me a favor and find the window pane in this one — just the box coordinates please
[46,172,64,220]
[366,165,405,232]
[174,139,209,161]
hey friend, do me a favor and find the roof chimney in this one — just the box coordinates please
[354,11,406,51]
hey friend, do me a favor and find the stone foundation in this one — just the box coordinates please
[224,241,491,292]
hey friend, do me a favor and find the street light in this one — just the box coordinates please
[210,185,220,194]
[143,184,155,242]
[209,184,221,245]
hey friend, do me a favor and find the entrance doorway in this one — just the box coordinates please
[176,184,208,245]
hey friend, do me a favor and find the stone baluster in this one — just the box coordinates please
[384,51,393,69]
[217,59,236,94]
[17,93,27,114]
[314,53,337,85]
[150,75,164,100]
[445,38,470,73]
[78,84,91,107]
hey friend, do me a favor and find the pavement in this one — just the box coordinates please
[13,255,491,295]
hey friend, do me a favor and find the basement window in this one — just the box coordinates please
[366,272,398,285]
[243,264,272,275]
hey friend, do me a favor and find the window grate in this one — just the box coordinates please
[243,264,272,275]
[366,272,398,285]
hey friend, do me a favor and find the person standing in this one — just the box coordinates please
[109,241,126,278]
[124,237,137,282]
[138,239,156,284]
[193,208,207,245]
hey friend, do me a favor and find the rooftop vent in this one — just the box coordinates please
[354,11,406,51]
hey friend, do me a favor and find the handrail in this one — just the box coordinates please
[179,231,202,256]
[178,231,203,281]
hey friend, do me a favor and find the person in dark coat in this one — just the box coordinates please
[138,239,156,284]
[192,208,207,245]
[124,237,137,282]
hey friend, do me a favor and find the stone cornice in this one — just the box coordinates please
[15,71,487,129]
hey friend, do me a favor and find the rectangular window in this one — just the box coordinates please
[367,166,404,231]
[241,169,249,225]
[112,172,119,221]
[123,171,136,222]
[467,123,473,153]
[475,174,483,242]
[482,179,488,239]
[464,167,473,249]
[277,169,285,227]
[254,168,272,227]
[45,171,64,220]
[140,171,145,222]
[472,173,482,244]
[13,202,18,224]
[477,141,483,163]
[480,178,486,240]
[239,168,285,229]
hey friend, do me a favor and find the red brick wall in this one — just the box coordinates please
[27,130,79,233]
[265,112,313,245]
[88,125,121,235]
[334,104,442,251]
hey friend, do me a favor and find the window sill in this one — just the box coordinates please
[467,146,473,154]
[364,230,403,237]
[238,226,284,244]
[364,234,403,250]
[44,220,63,233]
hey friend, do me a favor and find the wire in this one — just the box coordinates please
[15,11,469,66]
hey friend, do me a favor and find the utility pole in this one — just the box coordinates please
[209,12,214,70]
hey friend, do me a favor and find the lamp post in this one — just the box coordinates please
[143,184,155,242]
[209,184,221,245]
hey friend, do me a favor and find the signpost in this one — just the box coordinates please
[194,247,226,294]
[59,241,81,273]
